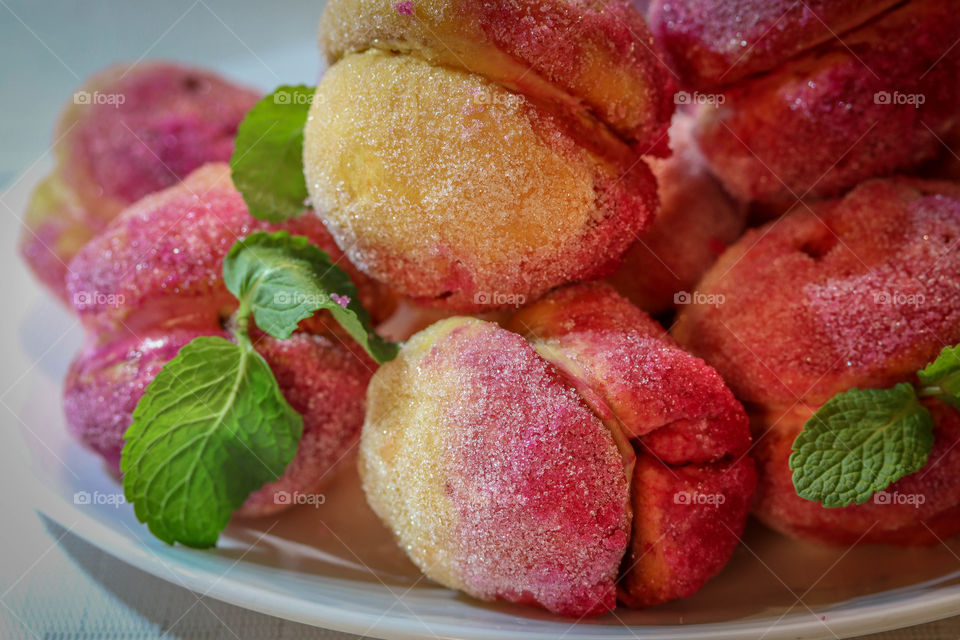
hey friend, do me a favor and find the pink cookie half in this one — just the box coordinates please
[672,177,960,410]
[508,284,754,606]
[360,317,631,617]
[752,401,960,546]
[649,0,899,88]
[321,0,675,155]
[66,163,396,339]
[57,62,259,221]
[694,0,960,208]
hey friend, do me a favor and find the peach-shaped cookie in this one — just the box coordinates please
[362,284,754,614]
[508,284,755,605]
[649,0,899,88]
[20,62,259,299]
[67,163,396,339]
[672,178,960,544]
[65,329,374,518]
[693,0,960,208]
[607,113,745,313]
[360,316,632,617]
[320,0,674,154]
[304,49,657,311]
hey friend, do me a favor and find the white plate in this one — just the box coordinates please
[4,4,960,638]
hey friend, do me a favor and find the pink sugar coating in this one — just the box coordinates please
[512,284,751,464]
[64,329,215,470]
[508,283,753,605]
[511,281,669,340]
[66,163,394,338]
[66,164,251,336]
[649,0,899,88]
[20,63,258,302]
[237,332,374,517]
[753,401,960,545]
[673,177,960,408]
[393,1,413,16]
[511,285,754,605]
[64,329,373,517]
[320,0,675,155]
[467,0,675,153]
[63,63,259,209]
[558,330,751,465]
[694,0,960,207]
[621,455,756,606]
[421,320,630,617]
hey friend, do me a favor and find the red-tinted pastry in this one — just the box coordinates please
[67,163,395,339]
[673,178,960,544]
[649,0,899,87]
[361,283,754,616]
[20,62,259,299]
[692,0,960,208]
[65,330,374,518]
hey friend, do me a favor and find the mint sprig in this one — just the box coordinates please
[122,232,398,547]
[122,337,302,547]
[224,232,398,362]
[230,85,314,222]
[791,346,960,507]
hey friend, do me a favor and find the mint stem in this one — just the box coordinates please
[233,299,253,348]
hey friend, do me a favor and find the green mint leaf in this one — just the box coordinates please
[223,231,399,363]
[230,85,313,222]
[121,336,302,548]
[918,345,960,408]
[789,383,934,508]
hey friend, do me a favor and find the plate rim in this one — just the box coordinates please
[29,479,960,640]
